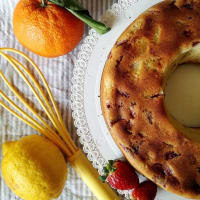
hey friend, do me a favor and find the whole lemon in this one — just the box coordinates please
[1,134,68,200]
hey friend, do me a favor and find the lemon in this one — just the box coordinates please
[1,134,68,200]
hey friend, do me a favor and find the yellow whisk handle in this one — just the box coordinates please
[69,149,120,200]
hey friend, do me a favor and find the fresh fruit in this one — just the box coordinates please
[132,180,157,200]
[13,0,84,57]
[100,160,139,190]
[1,134,68,200]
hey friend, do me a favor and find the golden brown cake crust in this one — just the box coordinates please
[100,0,200,198]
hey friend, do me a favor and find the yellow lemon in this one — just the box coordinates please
[1,134,67,200]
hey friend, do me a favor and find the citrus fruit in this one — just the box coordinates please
[13,0,84,57]
[1,134,68,200]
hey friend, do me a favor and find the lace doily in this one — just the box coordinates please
[71,0,138,199]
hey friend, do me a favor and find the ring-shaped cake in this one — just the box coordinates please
[101,0,200,198]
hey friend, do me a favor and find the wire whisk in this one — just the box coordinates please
[0,48,119,200]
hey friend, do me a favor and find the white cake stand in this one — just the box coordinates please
[71,0,188,199]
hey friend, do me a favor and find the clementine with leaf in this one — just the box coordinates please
[13,0,84,57]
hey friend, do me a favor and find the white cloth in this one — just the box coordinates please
[0,0,116,199]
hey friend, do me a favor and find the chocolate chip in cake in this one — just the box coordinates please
[169,0,176,7]
[116,39,128,47]
[192,41,200,47]
[131,102,136,107]
[165,151,180,160]
[110,118,121,127]
[130,110,136,119]
[145,18,153,30]
[188,155,196,165]
[138,132,144,138]
[167,176,180,187]
[164,166,173,176]
[116,89,130,98]
[115,56,123,70]
[183,30,192,37]
[120,144,132,154]
[132,144,139,154]
[117,101,123,108]
[125,120,133,135]
[183,4,193,9]
[122,71,130,79]
[162,142,173,148]
[198,167,200,173]
[150,93,164,99]
[106,104,111,109]
[191,181,200,194]
[151,163,165,179]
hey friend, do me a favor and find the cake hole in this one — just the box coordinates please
[164,63,200,128]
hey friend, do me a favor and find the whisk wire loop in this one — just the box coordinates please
[1,48,78,152]
[0,48,77,156]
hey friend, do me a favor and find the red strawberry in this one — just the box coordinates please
[132,180,157,200]
[100,160,139,190]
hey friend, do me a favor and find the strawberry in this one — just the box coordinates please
[132,180,157,200]
[99,160,139,190]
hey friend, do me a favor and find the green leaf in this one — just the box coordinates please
[67,9,111,34]
[48,0,65,7]
[106,163,112,171]
[47,0,111,34]
[103,166,109,174]
[64,0,85,11]
[111,167,116,173]
[99,175,107,182]
[108,160,114,166]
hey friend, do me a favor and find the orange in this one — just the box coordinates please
[13,0,84,57]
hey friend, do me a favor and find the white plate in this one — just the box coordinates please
[71,0,188,199]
